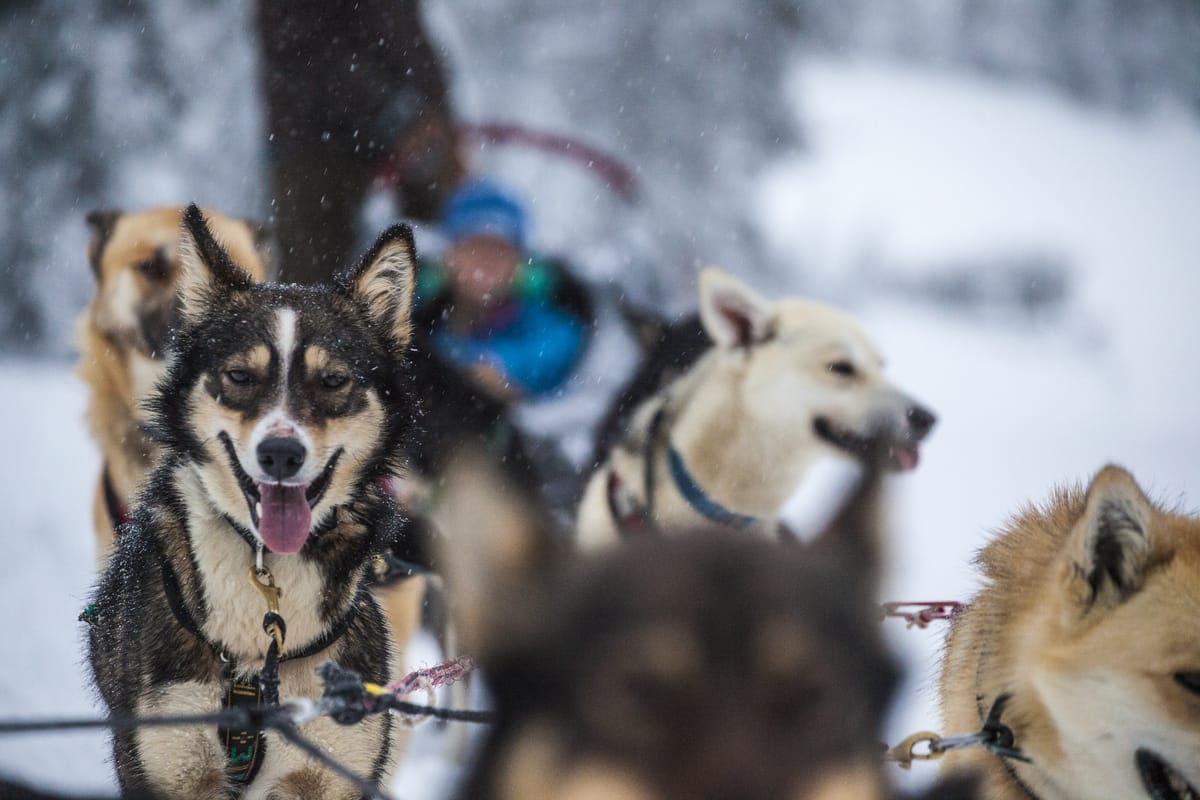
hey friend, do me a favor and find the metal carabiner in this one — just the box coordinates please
[248,565,282,614]
[884,731,946,770]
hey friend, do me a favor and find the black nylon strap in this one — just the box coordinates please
[610,406,668,539]
[974,650,1041,800]
[158,559,365,664]
[102,466,129,527]
[642,406,667,522]
[158,558,367,788]
[219,677,267,784]
[260,612,287,707]
[160,559,205,642]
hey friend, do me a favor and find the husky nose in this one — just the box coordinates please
[907,405,937,439]
[257,437,306,481]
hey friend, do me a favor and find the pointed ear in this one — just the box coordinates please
[177,204,256,326]
[432,447,561,659]
[1066,465,1156,608]
[338,225,416,347]
[698,266,773,348]
[85,209,122,279]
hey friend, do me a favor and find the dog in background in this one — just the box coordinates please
[87,205,417,798]
[939,465,1199,799]
[77,206,269,562]
[578,266,936,547]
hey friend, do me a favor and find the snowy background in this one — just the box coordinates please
[2,0,1200,796]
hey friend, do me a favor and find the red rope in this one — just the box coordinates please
[879,601,964,629]
[373,121,639,202]
[385,656,476,696]
[461,122,638,201]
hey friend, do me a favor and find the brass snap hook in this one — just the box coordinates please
[248,565,282,615]
[884,731,945,770]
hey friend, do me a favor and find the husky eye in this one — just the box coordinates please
[225,369,252,386]
[321,373,349,389]
[1176,672,1200,696]
[135,253,170,282]
[827,360,857,378]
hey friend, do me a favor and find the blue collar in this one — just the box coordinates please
[666,445,759,530]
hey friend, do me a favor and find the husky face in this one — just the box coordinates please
[1023,467,1200,800]
[85,207,268,359]
[83,206,269,416]
[484,544,895,800]
[697,268,935,471]
[152,205,414,555]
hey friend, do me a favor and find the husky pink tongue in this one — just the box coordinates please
[258,483,311,554]
[893,444,920,471]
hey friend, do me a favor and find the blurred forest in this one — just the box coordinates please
[1,0,1198,353]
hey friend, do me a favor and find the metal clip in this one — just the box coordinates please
[979,694,1032,763]
[885,695,1033,773]
[884,731,945,770]
[879,601,963,629]
[248,565,282,614]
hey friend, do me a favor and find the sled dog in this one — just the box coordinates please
[939,465,1200,800]
[437,446,976,800]
[439,447,892,799]
[578,267,936,547]
[87,205,416,798]
[77,205,269,562]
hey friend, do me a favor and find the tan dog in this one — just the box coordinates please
[77,206,269,562]
[939,465,1200,799]
[578,266,936,547]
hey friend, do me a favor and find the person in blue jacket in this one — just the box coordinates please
[414,179,592,400]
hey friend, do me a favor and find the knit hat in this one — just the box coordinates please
[440,179,527,249]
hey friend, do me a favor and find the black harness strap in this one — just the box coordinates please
[101,466,129,527]
[158,558,366,785]
[608,406,667,538]
[609,404,763,536]
[219,678,267,784]
[642,406,666,522]
[973,643,1041,800]
[993,713,1041,800]
[159,559,205,642]
[159,558,366,664]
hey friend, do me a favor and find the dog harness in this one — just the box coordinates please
[665,445,759,530]
[981,696,1040,800]
[974,668,1041,799]
[607,406,760,536]
[101,466,130,527]
[157,555,367,786]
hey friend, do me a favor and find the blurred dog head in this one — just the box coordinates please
[440,447,898,800]
[85,206,269,358]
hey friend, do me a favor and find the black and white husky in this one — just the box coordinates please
[87,205,418,799]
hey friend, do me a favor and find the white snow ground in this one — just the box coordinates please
[2,57,1199,796]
